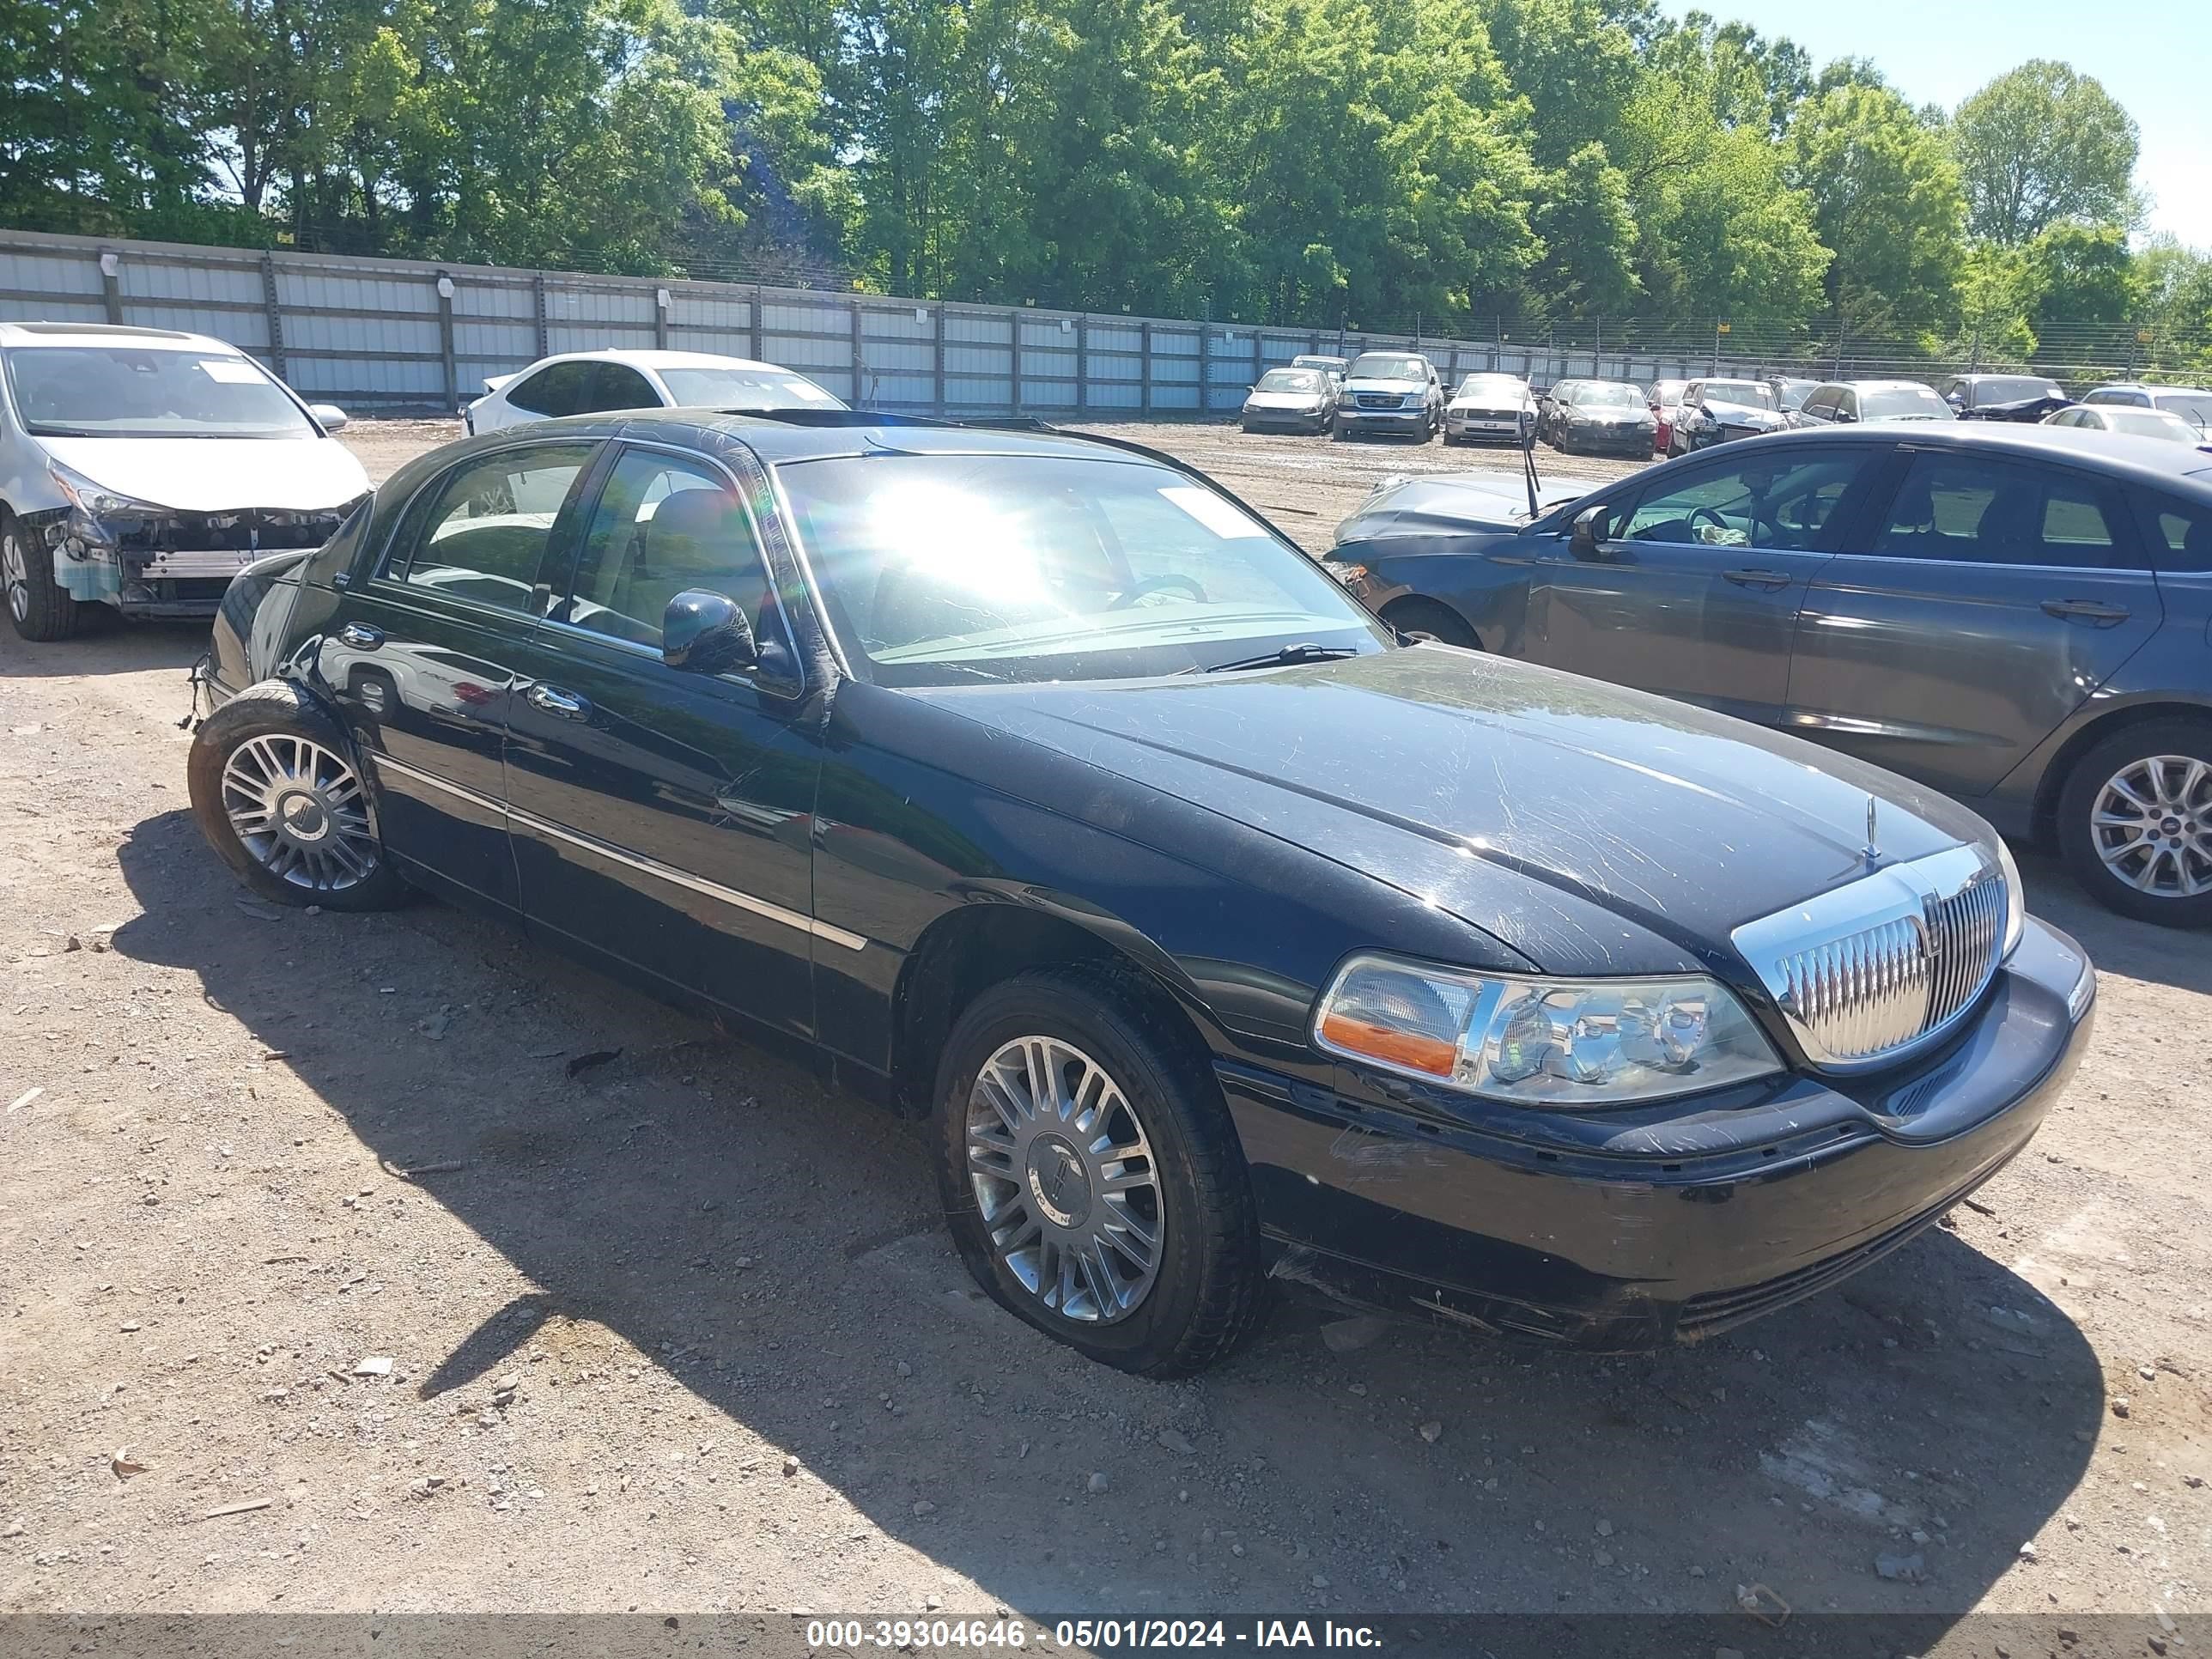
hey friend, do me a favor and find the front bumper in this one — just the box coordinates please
[1562,423,1656,454]
[1337,406,1427,434]
[1243,406,1329,429]
[1447,414,1522,440]
[1219,917,2094,1350]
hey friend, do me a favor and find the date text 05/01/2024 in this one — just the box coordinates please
[803,1619,1383,1650]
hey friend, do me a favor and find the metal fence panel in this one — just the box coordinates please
[12,228,2124,420]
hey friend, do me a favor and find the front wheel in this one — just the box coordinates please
[2057,720,2212,927]
[4,511,81,642]
[187,679,409,911]
[933,969,1267,1376]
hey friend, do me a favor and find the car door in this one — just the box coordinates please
[1786,446,2165,799]
[501,440,823,1041]
[324,439,600,914]
[1527,447,1875,724]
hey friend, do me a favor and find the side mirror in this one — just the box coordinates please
[1519,410,1539,452]
[663,589,757,675]
[1569,504,1610,559]
[308,403,349,433]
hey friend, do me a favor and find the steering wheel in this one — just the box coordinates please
[1110,574,1207,608]
[1688,505,1734,539]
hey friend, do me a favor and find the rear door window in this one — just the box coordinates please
[2147,503,2212,573]
[580,362,660,414]
[1870,453,2144,568]
[507,363,589,417]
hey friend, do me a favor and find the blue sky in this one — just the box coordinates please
[1660,0,2210,247]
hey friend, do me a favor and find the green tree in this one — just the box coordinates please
[2026,221,2135,334]
[1791,80,1965,334]
[1951,60,2137,246]
[1527,142,1638,315]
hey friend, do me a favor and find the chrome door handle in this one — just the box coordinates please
[1723,568,1793,589]
[526,683,590,720]
[2040,599,2130,623]
[337,622,383,648]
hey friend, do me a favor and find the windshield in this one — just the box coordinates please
[1775,380,1819,410]
[1576,383,1642,408]
[3,346,317,439]
[2105,408,2195,441]
[2152,392,2212,431]
[1699,380,1774,409]
[777,453,1387,687]
[1651,381,1687,403]
[659,365,844,410]
[1972,376,2059,405]
[1255,368,1324,393]
[1455,375,1523,398]
[1347,355,1428,382]
[1863,385,1954,419]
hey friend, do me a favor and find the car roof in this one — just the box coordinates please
[1816,379,1939,392]
[1731,422,2212,491]
[0,320,240,352]
[2085,382,2212,394]
[518,348,795,374]
[404,409,1170,471]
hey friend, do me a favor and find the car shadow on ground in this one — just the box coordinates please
[112,806,2104,1619]
[0,616,208,681]
[2017,849,2212,998]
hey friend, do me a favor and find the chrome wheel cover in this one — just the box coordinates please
[3,528,27,623]
[219,733,379,892]
[965,1036,1164,1325]
[2092,753,2212,898]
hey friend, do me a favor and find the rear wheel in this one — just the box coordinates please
[4,511,81,642]
[187,680,408,911]
[934,969,1267,1376]
[2057,719,2212,927]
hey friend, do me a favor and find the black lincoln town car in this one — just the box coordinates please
[187,410,2096,1376]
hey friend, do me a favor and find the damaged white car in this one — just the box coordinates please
[1,322,368,641]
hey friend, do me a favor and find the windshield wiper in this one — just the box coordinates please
[1204,642,1360,674]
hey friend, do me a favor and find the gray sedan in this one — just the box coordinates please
[1326,424,2212,924]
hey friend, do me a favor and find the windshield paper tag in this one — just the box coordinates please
[1159,486,1266,540]
[198,360,266,384]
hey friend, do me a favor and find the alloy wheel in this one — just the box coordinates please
[2090,753,2212,899]
[218,732,380,892]
[964,1035,1164,1324]
[3,528,27,623]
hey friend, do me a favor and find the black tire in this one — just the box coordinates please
[3,510,82,642]
[187,679,409,911]
[1383,597,1480,649]
[933,967,1267,1377]
[1331,420,1350,441]
[2056,718,2212,927]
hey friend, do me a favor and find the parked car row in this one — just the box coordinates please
[10,320,2202,1387]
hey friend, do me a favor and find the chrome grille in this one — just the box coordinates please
[1732,845,2009,1072]
[1355,392,1411,410]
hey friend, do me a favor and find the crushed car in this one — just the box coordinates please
[2,322,368,642]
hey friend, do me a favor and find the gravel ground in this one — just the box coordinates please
[1,416,2207,1626]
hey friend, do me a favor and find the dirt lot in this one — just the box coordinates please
[2,416,2208,1630]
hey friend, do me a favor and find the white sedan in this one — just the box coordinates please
[2044,403,2211,449]
[465,349,845,434]
[1442,373,1535,445]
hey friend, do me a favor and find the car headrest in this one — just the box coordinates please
[645,487,744,573]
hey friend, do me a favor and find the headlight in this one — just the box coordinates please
[1313,953,1783,1108]
[50,459,164,522]
[1996,838,2025,957]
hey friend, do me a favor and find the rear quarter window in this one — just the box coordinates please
[2146,501,2212,573]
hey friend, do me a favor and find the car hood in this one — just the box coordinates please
[916,647,1991,976]
[1246,391,1327,408]
[1700,400,1784,426]
[1570,405,1652,422]
[1343,377,1425,395]
[1335,471,1601,542]
[1448,395,1529,411]
[41,435,371,513]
